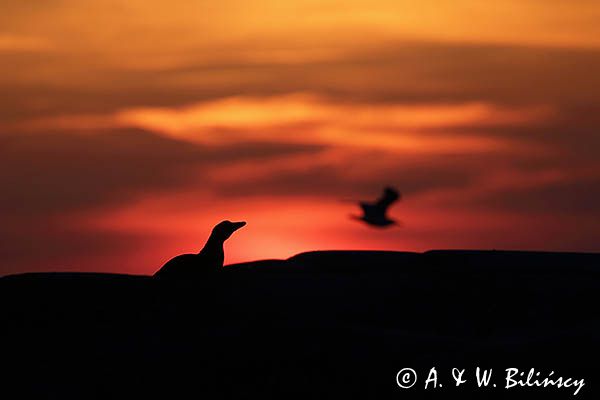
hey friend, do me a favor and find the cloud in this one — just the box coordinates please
[11,94,551,158]
[129,42,600,107]
[114,94,551,146]
[465,175,600,216]
[207,150,479,199]
[2,41,600,124]
[0,128,326,216]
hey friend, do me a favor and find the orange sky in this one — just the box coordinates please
[1,1,600,275]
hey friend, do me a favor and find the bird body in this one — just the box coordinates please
[154,220,246,279]
[351,187,401,228]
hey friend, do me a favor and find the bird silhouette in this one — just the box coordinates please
[350,187,401,228]
[154,220,246,279]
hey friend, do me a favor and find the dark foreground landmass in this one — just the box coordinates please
[2,250,599,399]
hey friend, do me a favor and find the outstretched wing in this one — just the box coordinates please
[374,186,400,211]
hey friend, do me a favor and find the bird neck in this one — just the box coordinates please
[200,232,225,255]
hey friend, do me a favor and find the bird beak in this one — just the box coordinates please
[232,221,246,231]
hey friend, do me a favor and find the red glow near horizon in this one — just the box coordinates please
[61,191,589,275]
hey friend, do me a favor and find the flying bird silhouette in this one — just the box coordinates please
[350,187,401,228]
[154,220,246,280]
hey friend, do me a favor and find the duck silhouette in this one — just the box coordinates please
[351,187,401,228]
[154,220,246,279]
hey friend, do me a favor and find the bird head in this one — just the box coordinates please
[211,220,247,241]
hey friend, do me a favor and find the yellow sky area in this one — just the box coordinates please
[2,0,600,65]
[117,94,549,131]
[114,94,551,152]
[14,94,551,154]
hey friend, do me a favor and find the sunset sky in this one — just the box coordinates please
[1,1,600,276]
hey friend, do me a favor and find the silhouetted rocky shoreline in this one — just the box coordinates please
[2,250,598,399]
